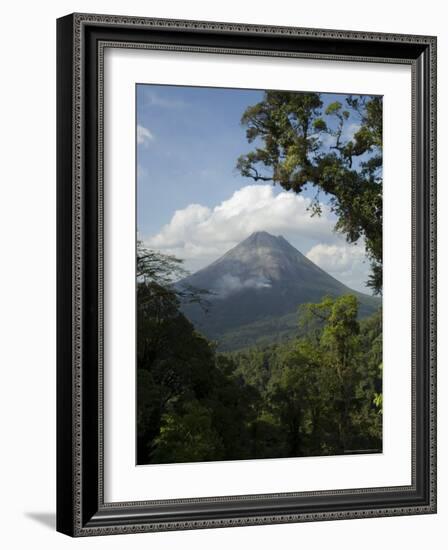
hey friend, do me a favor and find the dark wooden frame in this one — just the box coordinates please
[57,13,437,537]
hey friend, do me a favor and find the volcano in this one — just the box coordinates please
[180,231,380,350]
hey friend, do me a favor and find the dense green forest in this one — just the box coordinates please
[137,245,382,465]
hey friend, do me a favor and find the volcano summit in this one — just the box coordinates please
[180,231,380,350]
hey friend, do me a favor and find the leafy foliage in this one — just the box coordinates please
[137,240,211,310]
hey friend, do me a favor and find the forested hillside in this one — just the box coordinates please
[137,245,382,464]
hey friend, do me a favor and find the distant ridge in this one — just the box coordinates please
[180,231,380,350]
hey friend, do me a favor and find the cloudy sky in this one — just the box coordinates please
[136,84,374,293]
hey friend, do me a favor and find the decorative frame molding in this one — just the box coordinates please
[57,13,437,537]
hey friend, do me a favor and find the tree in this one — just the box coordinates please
[136,242,262,464]
[267,341,321,456]
[236,92,383,293]
[137,240,210,309]
[351,309,383,449]
[301,295,361,452]
[152,401,224,463]
[136,242,216,462]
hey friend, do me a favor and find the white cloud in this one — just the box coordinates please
[143,184,371,291]
[137,125,154,146]
[145,185,333,258]
[137,164,147,179]
[318,132,335,149]
[311,122,361,149]
[213,274,272,299]
[143,90,187,109]
[306,242,370,292]
[342,122,361,142]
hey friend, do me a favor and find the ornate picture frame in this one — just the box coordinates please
[57,13,436,536]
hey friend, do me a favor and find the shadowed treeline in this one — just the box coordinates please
[136,245,382,465]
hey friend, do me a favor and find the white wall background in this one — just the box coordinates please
[0,1,445,548]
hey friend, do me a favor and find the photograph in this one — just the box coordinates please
[54,10,436,537]
[136,84,383,465]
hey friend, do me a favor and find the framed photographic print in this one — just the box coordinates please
[56,13,437,537]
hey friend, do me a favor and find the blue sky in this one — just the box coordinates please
[136,85,380,293]
[137,85,266,236]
